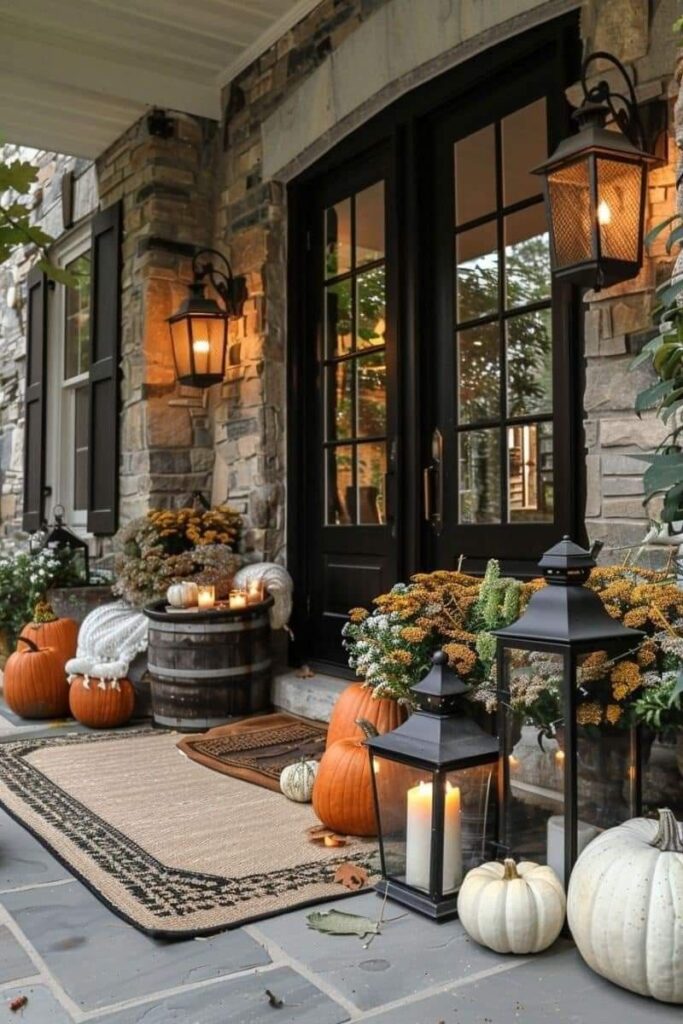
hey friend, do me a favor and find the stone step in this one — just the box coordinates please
[271,670,349,722]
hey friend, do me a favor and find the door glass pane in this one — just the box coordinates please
[454,123,496,225]
[356,181,385,266]
[508,421,554,522]
[357,352,386,437]
[458,429,501,524]
[357,442,386,524]
[327,361,353,440]
[504,204,550,309]
[456,221,498,323]
[327,445,354,524]
[457,324,500,424]
[325,198,351,277]
[501,98,547,207]
[64,253,91,379]
[506,309,552,417]
[356,267,386,350]
[325,280,353,356]
[74,384,89,511]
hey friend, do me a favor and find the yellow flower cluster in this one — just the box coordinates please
[577,702,603,726]
[349,607,369,624]
[401,626,428,643]
[610,660,642,701]
[442,643,477,677]
[147,505,240,548]
[605,704,623,725]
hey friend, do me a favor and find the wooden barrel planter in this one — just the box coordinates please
[143,597,273,730]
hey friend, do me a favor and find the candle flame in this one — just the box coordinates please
[193,338,210,355]
[508,754,519,768]
[597,200,611,225]
[555,749,565,763]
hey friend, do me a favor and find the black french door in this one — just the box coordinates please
[294,147,399,668]
[424,46,584,574]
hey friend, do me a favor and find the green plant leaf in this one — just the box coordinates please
[641,451,683,497]
[36,258,79,287]
[306,909,380,938]
[645,214,682,248]
[0,160,38,194]
[666,223,683,254]
[635,379,676,413]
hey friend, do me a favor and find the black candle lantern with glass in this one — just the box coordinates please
[534,51,658,291]
[366,651,499,921]
[36,504,90,583]
[493,537,644,890]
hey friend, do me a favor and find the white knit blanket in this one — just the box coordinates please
[65,601,148,682]
[233,562,293,631]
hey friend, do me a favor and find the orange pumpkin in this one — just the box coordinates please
[20,603,78,669]
[3,638,69,719]
[313,719,379,837]
[68,676,135,729]
[326,682,407,748]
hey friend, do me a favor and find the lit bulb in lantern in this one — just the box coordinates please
[193,338,210,355]
[597,200,611,225]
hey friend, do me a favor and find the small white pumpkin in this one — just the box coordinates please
[457,858,565,954]
[280,759,318,802]
[567,807,683,1004]
[166,581,199,609]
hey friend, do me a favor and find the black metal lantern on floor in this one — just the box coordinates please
[493,537,644,891]
[167,248,247,388]
[366,651,499,920]
[35,504,90,583]
[533,51,658,290]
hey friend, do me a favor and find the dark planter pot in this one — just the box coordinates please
[47,585,114,625]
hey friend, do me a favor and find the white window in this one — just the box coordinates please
[45,224,91,531]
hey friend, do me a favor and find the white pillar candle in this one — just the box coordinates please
[247,579,263,604]
[546,814,600,883]
[197,585,215,610]
[405,781,462,893]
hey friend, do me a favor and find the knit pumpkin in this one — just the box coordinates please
[68,676,135,729]
[313,719,379,837]
[20,602,78,669]
[3,637,70,719]
[326,683,407,748]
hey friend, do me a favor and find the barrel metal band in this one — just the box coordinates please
[147,658,272,679]
[151,618,266,635]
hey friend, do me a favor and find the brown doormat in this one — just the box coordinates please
[176,713,328,792]
[0,729,376,938]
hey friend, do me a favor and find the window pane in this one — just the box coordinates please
[325,280,353,356]
[356,181,385,267]
[456,221,498,323]
[457,324,500,425]
[506,309,552,417]
[325,198,351,277]
[74,384,89,511]
[501,98,547,207]
[327,361,352,440]
[64,253,91,380]
[326,445,354,524]
[454,123,496,225]
[504,204,550,309]
[357,442,386,524]
[508,421,554,523]
[458,429,500,524]
[357,351,386,437]
[356,266,385,350]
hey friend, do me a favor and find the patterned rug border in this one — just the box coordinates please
[0,729,376,941]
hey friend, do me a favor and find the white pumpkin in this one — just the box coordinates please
[166,581,199,609]
[280,759,318,802]
[567,807,683,1004]
[457,858,565,954]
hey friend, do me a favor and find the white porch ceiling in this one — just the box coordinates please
[0,0,319,159]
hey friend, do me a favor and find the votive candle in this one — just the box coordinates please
[247,579,264,604]
[197,585,215,610]
[229,589,248,610]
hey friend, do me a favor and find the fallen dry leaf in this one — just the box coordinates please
[334,863,369,891]
[306,825,348,847]
[9,995,28,1012]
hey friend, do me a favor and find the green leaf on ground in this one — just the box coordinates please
[306,909,380,938]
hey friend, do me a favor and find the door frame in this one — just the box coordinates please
[287,11,583,669]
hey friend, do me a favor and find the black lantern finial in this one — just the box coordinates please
[167,248,247,388]
[534,50,659,291]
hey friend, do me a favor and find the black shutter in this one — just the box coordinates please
[87,202,122,535]
[22,267,48,532]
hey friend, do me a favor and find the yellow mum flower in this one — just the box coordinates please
[401,626,427,643]
[577,702,602,726]
[623,607,649,629]
[348,607,369,624]
[442,643,477,676]
[605,704,623,725]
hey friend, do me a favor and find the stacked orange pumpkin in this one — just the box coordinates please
[312,683,407,837]
[3,601,78,719]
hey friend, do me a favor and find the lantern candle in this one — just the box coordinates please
[546,815,599,883]
[247,579,263,605]
[229,589,248,610]
[197,585,215,610]
[405,780,462,893]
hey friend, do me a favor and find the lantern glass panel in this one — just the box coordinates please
[546,159,591,269]
[501,647,565,864]
[373,757,496,896]
[169,315,227,382]
[595,157,643,262]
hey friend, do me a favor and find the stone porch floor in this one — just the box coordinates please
[0,703,680,1022]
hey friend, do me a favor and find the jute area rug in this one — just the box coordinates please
[176,713,327,792]
[0,730,376,938]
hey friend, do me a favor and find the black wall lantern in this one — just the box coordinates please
[366,651,499,921]
[167,248,247,388]
[32,504,90,584]
[534,51,658,290]
[494,537,644,891]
